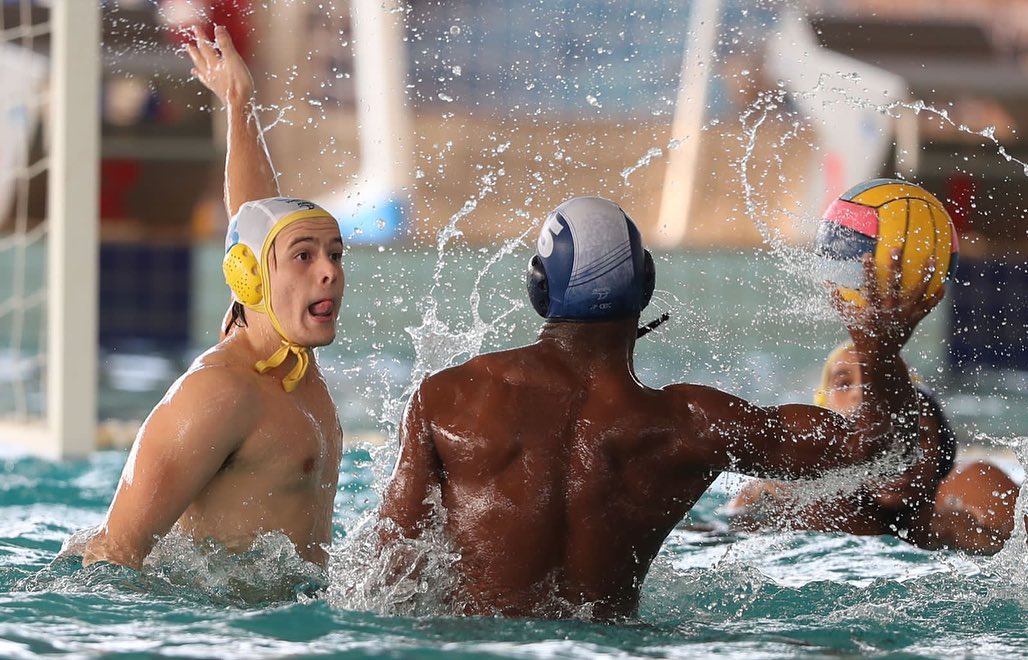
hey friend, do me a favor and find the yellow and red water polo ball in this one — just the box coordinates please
[815,178,959,305]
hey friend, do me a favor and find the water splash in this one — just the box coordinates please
[973,435,1028,603]
[327,488,461,616]
[21,530,325,607]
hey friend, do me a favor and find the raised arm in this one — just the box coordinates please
[687,252,942,480]
[82,367,257,569]
[187,25,279,215]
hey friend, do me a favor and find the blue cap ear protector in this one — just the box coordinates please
[526,196,665,336]
[224,197,338,392]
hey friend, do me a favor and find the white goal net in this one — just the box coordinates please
[0,0,99,459]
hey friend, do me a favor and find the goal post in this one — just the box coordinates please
[0,0,99,459]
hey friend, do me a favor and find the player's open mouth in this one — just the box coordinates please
[308,299,335,320]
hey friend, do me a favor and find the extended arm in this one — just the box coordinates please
[677,385,903,480]
[187,25,279,215]
[691,253,942,480]
[82,368,256,569]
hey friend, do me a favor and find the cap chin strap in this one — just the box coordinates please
[255,339,309,393]
[246,213,319,393]
[244,301,311,394]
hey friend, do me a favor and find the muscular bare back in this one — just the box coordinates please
[379,318,919,619]
[379,197,934,620]
[428,346,718,616]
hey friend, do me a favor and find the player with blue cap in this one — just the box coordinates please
[380,194,940,620]
[526,196,666,336]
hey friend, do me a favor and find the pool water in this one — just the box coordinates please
[4,446,1028,659]
[5,245,1027,658]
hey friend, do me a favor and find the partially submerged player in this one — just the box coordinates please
[80,198,345,570]
[378,196,941,619]
[727,342,1019,555]
[726,343,954,543]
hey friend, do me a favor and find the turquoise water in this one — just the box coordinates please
[4,447,1028,658]
[4,241,1028,658]
[3,244,1026,439]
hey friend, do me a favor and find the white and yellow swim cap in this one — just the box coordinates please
[224,197,336,392]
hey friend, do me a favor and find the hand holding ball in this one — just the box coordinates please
[816,178,959,307]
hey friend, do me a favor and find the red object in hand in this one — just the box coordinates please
[159,0,252,61]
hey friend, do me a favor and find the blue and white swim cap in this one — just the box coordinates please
[527,196,654,320]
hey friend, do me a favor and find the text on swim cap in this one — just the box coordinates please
[537,213,565,258]
[278,198,318,211]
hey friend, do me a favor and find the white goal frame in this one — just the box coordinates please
[0,0,99,459]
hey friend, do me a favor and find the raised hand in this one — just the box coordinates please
[832,249,945,358]
[186,25,254,108]
[184,23,279,214]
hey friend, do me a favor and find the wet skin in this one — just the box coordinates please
[380,255,935,620]
[931,461,1019,555]
[184,24,937,616]
[728,347,1020,556]
[81,219,345,569]
[728,348,949,542]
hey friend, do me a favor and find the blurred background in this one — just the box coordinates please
[1,0,1027,455]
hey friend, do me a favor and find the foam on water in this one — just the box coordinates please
[327,488,462,617]
[16,530,326,608]
[7,452,1028,657]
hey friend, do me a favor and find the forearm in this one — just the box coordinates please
[224,98,279,216]
[851,350,918,461]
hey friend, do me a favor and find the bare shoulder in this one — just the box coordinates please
[662,382,746,412]
[155,345,262,420]
[416,359,482,409]
[130,348,262,459]
[420,348,523,396]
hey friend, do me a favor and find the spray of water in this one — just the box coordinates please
[24,529,325,607]
[88,1,1028,621]
[327,487,463,616]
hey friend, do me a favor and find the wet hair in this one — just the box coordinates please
[225,301,247,336]
[916,385,958,482]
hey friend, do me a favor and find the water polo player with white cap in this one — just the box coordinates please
[379,194,938,620]
[81,194,345,572]
[223,197,344,392]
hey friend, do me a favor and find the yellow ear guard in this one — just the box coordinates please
[223,198,338,392]
[223,243,263,307]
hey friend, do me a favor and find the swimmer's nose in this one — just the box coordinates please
[317,256,341,286]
